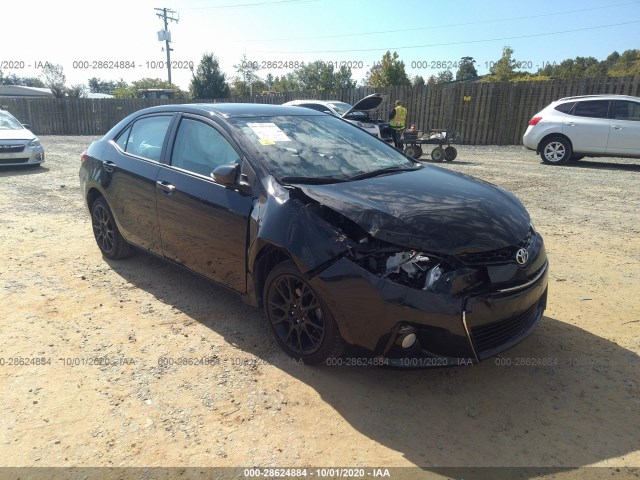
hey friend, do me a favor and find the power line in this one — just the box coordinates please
[244,0,640,43]
[181,0,316,10]
[260,19,640,54]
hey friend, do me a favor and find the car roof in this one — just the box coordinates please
[557,94,640,102]
[132,103,323,118]
[283,99,347,106]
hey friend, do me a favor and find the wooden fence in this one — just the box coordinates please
[2,75,639,144]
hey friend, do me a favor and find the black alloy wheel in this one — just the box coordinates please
[264,261,343,364]
[91,196,132,259]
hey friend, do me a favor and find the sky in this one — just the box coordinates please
[2,0,639,91]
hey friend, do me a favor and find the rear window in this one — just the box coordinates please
[554,102,575,114]
[573,100,610,119]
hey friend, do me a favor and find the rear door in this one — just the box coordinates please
[101,114,174,254]
[563,100,611,153]
[156,114,254,292]
[606,100,640,156]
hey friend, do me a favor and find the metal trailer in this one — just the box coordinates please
[401,129,461,162]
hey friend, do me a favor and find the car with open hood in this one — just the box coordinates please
[0,109,45,167]
[79,103,548,366]
[283,93,393,143]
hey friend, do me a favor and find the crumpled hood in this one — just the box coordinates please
[295,166,530,255]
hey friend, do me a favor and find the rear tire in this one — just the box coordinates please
[444,146,457,161]
[91,196,132,259]
[263,261,344,364]
[540,137,572,165]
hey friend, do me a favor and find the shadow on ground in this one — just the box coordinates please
[541,159,640,172]
[107,253,639,474]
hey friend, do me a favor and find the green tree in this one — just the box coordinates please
[488,46,517,81]
[0,71,45,87]
[412,75,425,87]
[609,49,640,76]
[190,53,230,99]
[41,63,66,98]
[67,84,87,98]
[88,77,126,94]
[364,51,410,87]
[272,73,300,92]
[295,61,356,91]
[232,53,260,96]
[436,70,454,83]
[456,56,478,81]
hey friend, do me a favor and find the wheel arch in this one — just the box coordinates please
[86,187,103,210]
[537,133,573,154]
[251,244,293,308]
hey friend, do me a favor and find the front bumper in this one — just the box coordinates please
[0,144,45,166]
[310,256,548,367]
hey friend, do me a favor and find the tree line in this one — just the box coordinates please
[1,47,638,99]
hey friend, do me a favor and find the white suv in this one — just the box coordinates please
[523,94,640,165]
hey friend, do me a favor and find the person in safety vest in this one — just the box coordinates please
[389,100,407,150]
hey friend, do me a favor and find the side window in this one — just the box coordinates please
[125,116,172,161]
[554,102,575,114]
[572,100,610,119]
[115,125,132,151]
[613,101,640,121]
[171,118,240,177]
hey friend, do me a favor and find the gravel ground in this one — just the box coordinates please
[0,137,639,478]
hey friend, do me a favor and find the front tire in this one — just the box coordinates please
[540,137,572,165]
[91,196,132,259]
[263,261,343,364]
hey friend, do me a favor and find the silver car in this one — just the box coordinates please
[523,94,640,165]
[0,110,45,167]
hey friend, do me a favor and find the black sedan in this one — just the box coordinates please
[79,103,548,366]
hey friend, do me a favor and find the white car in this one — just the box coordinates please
[283,93,393,142]
[0,110,45,167]
[523,94,640,165]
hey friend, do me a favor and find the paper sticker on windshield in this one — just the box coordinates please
[247,122,291,142]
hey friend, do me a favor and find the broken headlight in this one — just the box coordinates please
[381,251,447,291]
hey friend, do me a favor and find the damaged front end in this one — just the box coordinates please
[250,177,548,367]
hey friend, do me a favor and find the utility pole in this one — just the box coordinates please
[154,7,179,85]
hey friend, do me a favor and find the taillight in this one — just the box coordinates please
[80,150,88,162]
[528,116,542,126]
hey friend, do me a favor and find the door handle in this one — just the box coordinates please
[566,122,575,127]
[611,125,623,130]
[156,180,176,194]
[103,161,116,173]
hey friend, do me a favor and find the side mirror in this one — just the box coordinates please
[22,123,32,130]
[211,163,239,187]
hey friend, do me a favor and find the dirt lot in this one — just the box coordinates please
[1,137,639,477]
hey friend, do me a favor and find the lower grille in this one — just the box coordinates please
[470,301,539,357]
[0,158,29,164]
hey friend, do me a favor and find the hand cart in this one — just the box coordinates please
[402,129,460,162]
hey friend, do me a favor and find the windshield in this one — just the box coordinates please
[229,114,415,182]
[326,102,352,116]
[0,111,24,130]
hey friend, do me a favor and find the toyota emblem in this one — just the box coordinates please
[515,248,529,265]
